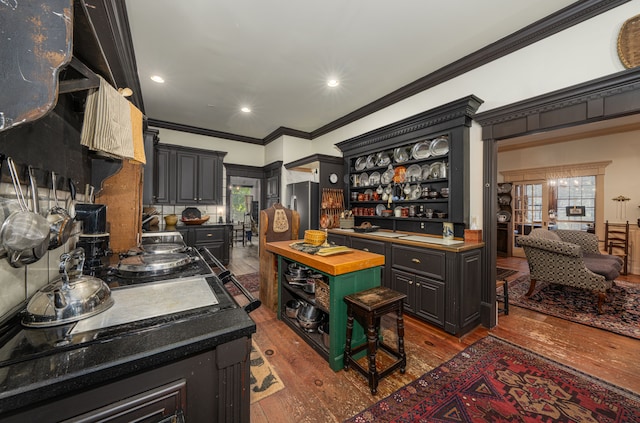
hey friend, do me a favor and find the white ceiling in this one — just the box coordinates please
[125,0,577,140]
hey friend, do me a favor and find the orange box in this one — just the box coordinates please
[464,229,483,243]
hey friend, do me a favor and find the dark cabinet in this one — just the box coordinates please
[153,144,226,205]
[328,230,483,336]
[179,225,231,264]
[391,268,445,326]
[177,150,221,204]
[390,244,446,326]
[336,96,482,238]
[154,145,175,204]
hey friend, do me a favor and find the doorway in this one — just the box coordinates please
[512,181,548,257]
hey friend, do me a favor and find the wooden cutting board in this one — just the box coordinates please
[94,160,143,253]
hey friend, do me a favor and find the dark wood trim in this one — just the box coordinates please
[59,57,100,94]
[310,0,629,140]
[478,66,640,329]
[336,95,483,157]
[224,163,265,179]
[264,127,313,144]
[475,67,640,140]
[88,0,627,144]
[148,119,264,145]
[284,154,343,169]
[78,0,145,110]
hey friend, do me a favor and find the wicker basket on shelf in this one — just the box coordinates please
[315,279,330,310]
[304,230,327,246]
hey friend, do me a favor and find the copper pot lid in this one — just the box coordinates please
[143,243,186,254]
[117,253,192,276]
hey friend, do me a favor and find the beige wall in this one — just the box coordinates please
[498,130,640,224]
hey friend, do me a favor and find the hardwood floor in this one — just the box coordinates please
[226,243,640,422]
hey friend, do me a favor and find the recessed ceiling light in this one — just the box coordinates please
[150,75,165,83]
[241,107,251,113]
[327,79,339,87]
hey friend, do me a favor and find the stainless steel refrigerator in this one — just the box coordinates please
[286,181,319,235]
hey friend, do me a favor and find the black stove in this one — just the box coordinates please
[0,232,244,368]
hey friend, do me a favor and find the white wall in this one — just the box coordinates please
[150,3,640,231]
[156,128,266,166]
[498,130,640,223]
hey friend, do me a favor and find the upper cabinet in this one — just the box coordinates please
[153,144,226,205]
[336,96,483,238]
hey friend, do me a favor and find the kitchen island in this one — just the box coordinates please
[327,229,484,336]
[265,240,384,371]
[0,272,255,422]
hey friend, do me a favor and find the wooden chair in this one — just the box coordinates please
[232,222,245,247]
[604,220,629,275]
[259,205,300,312]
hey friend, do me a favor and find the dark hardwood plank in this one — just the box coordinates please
[228,240,640,422]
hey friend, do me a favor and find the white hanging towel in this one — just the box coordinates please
[81,75,139,160]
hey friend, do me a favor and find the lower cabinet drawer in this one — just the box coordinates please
[194,227,224,242]
[391,244,445,280]
[350,237,385,255]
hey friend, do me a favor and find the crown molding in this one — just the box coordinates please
[98,0,628,144]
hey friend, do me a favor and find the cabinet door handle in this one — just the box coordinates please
[408,281,413,285]
[412,258,421,263]
[363,248,369,252]
[207,233,213,237]
[416,283,421,287]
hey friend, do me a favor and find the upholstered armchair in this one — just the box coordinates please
[517,229,623,313]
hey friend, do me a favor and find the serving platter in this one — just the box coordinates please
[429,136,449,157]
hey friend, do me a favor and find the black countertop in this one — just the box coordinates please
[0,274,256,414]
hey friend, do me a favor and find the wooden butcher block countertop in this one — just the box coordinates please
[265,240,384,276]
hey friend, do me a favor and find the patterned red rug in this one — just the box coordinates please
[345,336,640,422]
[224,272,260,297]
[509,275,640,340]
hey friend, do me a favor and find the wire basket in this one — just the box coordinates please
[304,230,327,246]
[315,279,330,311]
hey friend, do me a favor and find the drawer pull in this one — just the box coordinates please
[408,281,413,285]
[363,248,369,252]
[412,258,421,264]
[416,283,421,287]
[207,234,213,237]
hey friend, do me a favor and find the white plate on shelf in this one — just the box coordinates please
[410,185,421,200]
[354,156,366,171]
[405,164,422,182]
[381,166,394,184]
[376,151,391,167]
[365,154,377,169]
[369,171,381,185]
[429,137,449,157]
[411,140,431,160]
[359,172,369,186]
[375,204,386,216]
[421,164,431,180]
[393,147,409,163]
[429,162,442,179]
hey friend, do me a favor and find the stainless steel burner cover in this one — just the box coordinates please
[117,253,193,276]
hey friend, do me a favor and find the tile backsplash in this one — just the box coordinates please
[0,182,85,320]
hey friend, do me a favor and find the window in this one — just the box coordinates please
[230,186,253,223]
[550,176,596,230]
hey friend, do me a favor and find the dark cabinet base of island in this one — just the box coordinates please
[329,230,483,337]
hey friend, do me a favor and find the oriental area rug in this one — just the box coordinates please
[345,336,640,422]
[250,343,284,404]
[509,275,640,340]
[224,272,260,297]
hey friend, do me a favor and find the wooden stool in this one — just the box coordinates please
[496,278,509,315]
[343,286,407,394]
